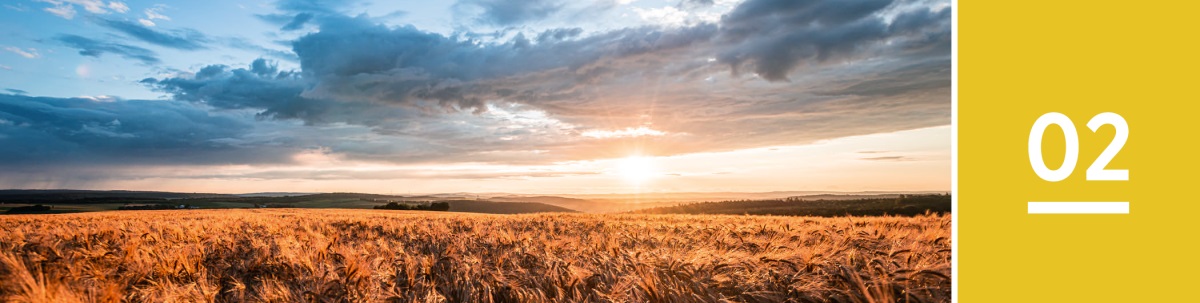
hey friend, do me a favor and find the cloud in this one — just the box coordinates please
[281,13,314,31]
[0,93,291,169]
[2,0,952,191]
[818,60,951,97]
[140,0,950,163]
[633,6,690,27]
[225,38,299,62]
[188,168,600,181]
[715,0,951,81]
[257,0,364,31]
[144,59,333,121]
[582,127,666,139]
[287,15,719,112]
[455,0,564,25]
[273,0,949,114]
[40,1,76,19]
[274,0,358,14]
[143,60,569,162]
[3,85,550,177]
[5,89,28,95]
[38,0,127,19]
[94,18,209,50]
[139,5,170,27]
[535,27,583,43]
[4,46,41,59]
[77,95,119,102]
[106,1,127,13]
[679,0,715,8]
[56,34,160,65]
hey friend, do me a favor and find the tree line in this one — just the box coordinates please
[374,201,450,211]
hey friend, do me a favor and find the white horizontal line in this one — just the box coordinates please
[1028,202,1129,214]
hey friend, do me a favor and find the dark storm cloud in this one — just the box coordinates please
[289,15,718,112]
[143,59,579,164]
[270,0,949,114]
[145,59,505,155]
[456,0,563,26]
[0,94,290,168]
[716,0,950,81]
[95,18,209,50]
[55,34,160,65]
[138,0,951,163]
[145,59,331,122]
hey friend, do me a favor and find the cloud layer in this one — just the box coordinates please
[56,34,160,64]
[0,93,284,168]
[95,18,208,50]
[5,0,952,184]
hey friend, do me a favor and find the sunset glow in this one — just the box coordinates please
[617,155,658,185]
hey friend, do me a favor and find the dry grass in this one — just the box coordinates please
[0,209,950,302]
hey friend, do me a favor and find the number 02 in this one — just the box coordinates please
[1028,112,1128,182]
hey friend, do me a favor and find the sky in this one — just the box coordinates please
[0,0,952,194]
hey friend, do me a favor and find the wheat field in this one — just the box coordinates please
[0,209,950,302]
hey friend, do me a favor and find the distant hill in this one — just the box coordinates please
[485,195,597,211]
[786,194,907,200]
[525,191,947,213]
[444,200,577,214]
[241,192,406,202]
[632,194,951,217]
[235,192,317,197]
[557,191,943,202]
[1,190,579,215]
[0,189,232,203]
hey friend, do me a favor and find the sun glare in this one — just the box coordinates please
[618,155,658,184]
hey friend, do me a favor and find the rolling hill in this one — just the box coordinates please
[633,194,951,217]
[1,191,578,215]
[0,189,232,202]
[442,200,578,214]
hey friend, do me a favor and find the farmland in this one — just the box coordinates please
[0,209,950,302]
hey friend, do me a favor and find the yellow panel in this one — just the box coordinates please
[960,1,1200,302]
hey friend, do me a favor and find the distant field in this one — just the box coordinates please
[0,203,126,213]
[0,209,950,302]
[1,192,574,215]
[634,195,952,217]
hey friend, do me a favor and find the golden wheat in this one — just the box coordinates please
[0,209,950,302]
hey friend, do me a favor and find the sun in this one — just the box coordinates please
[617,155,657,184]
